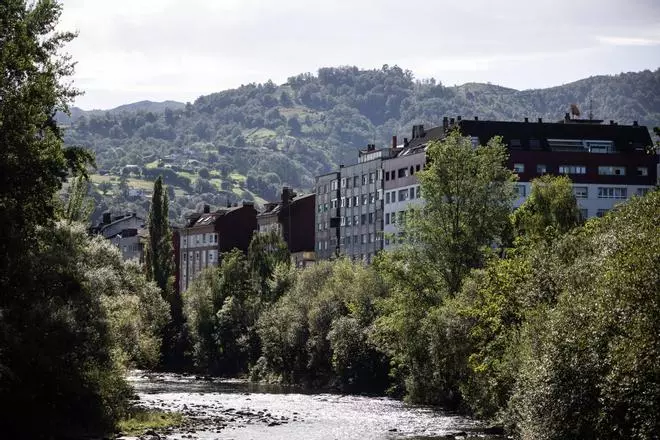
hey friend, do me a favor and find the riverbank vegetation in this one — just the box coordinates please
[2,1,657,439]
[180,131,659,439]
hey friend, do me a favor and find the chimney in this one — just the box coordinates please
[203,204,210,213]
[443,116,449,130]
[403,137,409,147]
[538,118,543,123]
[610,120,614,125]
[474,116,478,121]
[457,115,462,121]
[633,120,638,126]
[565,112,570,122]
[411,125,418,139]
[281,186,292,206]
[524,117,529,123]
[418,124,425,137]
[102,212,111,225]
[392,135,397,148]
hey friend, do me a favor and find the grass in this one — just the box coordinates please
[118,409,184,436]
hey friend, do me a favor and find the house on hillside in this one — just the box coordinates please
[90,212,146,262]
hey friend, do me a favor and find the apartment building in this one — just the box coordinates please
[174,202,258,292]
[257,187,316,267]
[316,116,657,259]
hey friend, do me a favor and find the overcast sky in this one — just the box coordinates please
[58,0,660,110]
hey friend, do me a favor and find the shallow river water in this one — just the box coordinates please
[127,372,503,440]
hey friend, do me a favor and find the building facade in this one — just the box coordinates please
[91,212,146,261]
[314,171,341,260]
[176,202,258,292]
[315,117,657,260]
[257,187,316,267]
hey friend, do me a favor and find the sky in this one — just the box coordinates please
[58,0,660,110]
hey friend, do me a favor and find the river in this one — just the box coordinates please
[125,372,504,440]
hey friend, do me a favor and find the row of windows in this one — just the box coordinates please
[385,186,422,204]
[514,163,648,177]
[182,250,217,262]
[385,211,408,226]
[181,233,218,248]
[341,232,383,246]
[341,212,376,226]
[384,164,423,181]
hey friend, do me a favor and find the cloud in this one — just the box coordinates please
[596,36,660,46]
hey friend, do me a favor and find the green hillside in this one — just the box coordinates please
[63,66,660,224]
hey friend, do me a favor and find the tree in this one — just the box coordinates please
[247,231,290,302]
[407,129,516,294]
[0,1,126,436]
[63,175,95,224]
[511,175,581,243]
[147,176,185,369]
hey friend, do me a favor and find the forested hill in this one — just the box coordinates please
[63,66,660,218]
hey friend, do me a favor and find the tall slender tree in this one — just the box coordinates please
[147,175,173,293]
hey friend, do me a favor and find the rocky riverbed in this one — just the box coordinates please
[120,372,505,440]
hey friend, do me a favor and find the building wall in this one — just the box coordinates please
[216,204,258,254]
[178,225,219,292]
[283,194,315,254]
[315,172,340,260]
[338,159,384,263]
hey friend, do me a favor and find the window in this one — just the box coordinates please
[385,213,390,225]
[391,212,396,224]
[596,209,608,218]
[340,216,345,226]
[340,198,345,208]
[579,209,588,220]
[346,178,351,189]
[536,164,547,174]
[377,169,383,180]
[345,216,351,226]
[510,139,522,149]
[341,178,346,188]
[362,174,368,185]
[370,192,376,204]
[398,189,408,202]
[368,212,373,224]
[598,166,625,176]
[515,185,526,197]
[353,196,359,206]
[323,184,328,193]
[353,215,359,225]
[409,187,415,199]
[586,140,614,154]
[362,194,368,205]
[369,233,375,243]
[598,187,627,199]
[331,180,338,190]
[347,197,352,208]
[573,186,588,198]
[324,241,328,250]
[637,167,648,177]
[361,234,367,244]
[559,165,586,175]
[529,139,541,149]
[513,163,525,173]
[385,172,390,181]
[416,186,421,198]
[386,192,390,204]
[317,204,323,213]
[390,170,396,180]
[416,164,421,172]
[637,188,650,197]
[369,172,375,183]
[361,214,366,225]
[353,176,360,187]
[353,235,358,244]
[331,199,338,209]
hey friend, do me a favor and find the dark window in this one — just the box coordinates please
[361,214,366,225]
[385,172,390,181]
[416,164,421,172]
[510,139,522,149]
[529,139,541,150]
[368,213,373,224]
